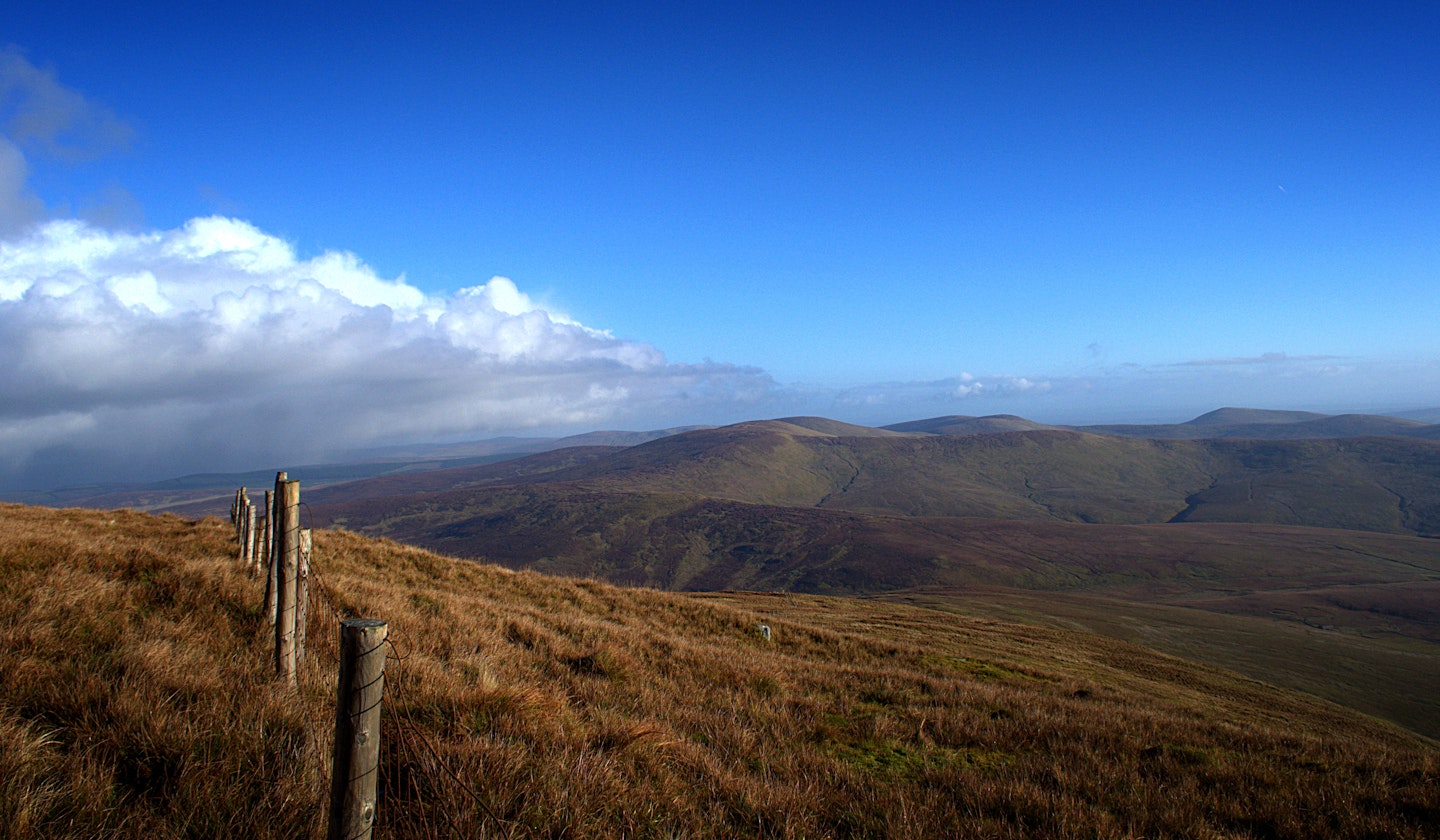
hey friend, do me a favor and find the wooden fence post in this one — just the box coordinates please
[235,493,245,560]
[261,489,273,583]
[240,501,256,570]
[327,618,388,840]
[297,528,312,664]
[246,504,260,576]
[235,486,249,545]
[259,507,270,569]
[275,478,301,685]
[264,476,283,625]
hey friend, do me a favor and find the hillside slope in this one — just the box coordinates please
[2,504,1436,838]
[311,474,1440,737]
[317,487,1440,598]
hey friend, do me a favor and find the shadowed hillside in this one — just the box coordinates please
[316,487,1440,598]
[2,503,1437,838]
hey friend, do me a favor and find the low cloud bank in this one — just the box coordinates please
[0,49,771,489]
[0,216,776,489]
[4,213,1428,490]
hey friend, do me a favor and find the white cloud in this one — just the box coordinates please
[0,53,780,489]
[0,215,776,488]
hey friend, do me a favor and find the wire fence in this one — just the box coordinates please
[239,488,517,839]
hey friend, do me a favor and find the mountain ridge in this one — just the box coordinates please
[12,406,1438,512]
[308,422,1440,536]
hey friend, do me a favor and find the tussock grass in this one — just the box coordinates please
[2,502,1437,838]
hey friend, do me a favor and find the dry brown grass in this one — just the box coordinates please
[1,502,1436,838]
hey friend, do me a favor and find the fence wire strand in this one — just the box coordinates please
[384,636,518,840]
[261,503,517,840]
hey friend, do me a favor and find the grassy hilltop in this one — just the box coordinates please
[2,503,1437,838]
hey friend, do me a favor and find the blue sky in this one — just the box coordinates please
[1,2,1438,486]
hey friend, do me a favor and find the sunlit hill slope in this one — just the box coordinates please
[3,503,1436,838]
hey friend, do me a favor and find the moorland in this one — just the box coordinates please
[4,406,1438,836]
[2,503,1436,838]
[13,408,1440,740]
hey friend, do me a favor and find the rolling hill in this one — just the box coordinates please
[309,420,1440,535]
[301,417,1440,737]
[14,406,1436,513]
[878,414,1061,435]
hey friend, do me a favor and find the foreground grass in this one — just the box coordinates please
[1,503,1437,838]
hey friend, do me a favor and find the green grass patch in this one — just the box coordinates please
[828,739,1009,778]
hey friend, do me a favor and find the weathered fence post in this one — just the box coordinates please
[327,618,388,840]
[261,489,273,582]
[275,478,301,685]
[234,486,249,545]
[264,476,284,625]
[248,503,263,575]
[240,501,256,569]
[259,507,269,567]
[297,528,312,663]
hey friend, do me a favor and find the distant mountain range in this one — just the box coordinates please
[303,415,1440,536]
[339,425,714,462]
[11,406,1436,513]
[891,406,1440,440]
